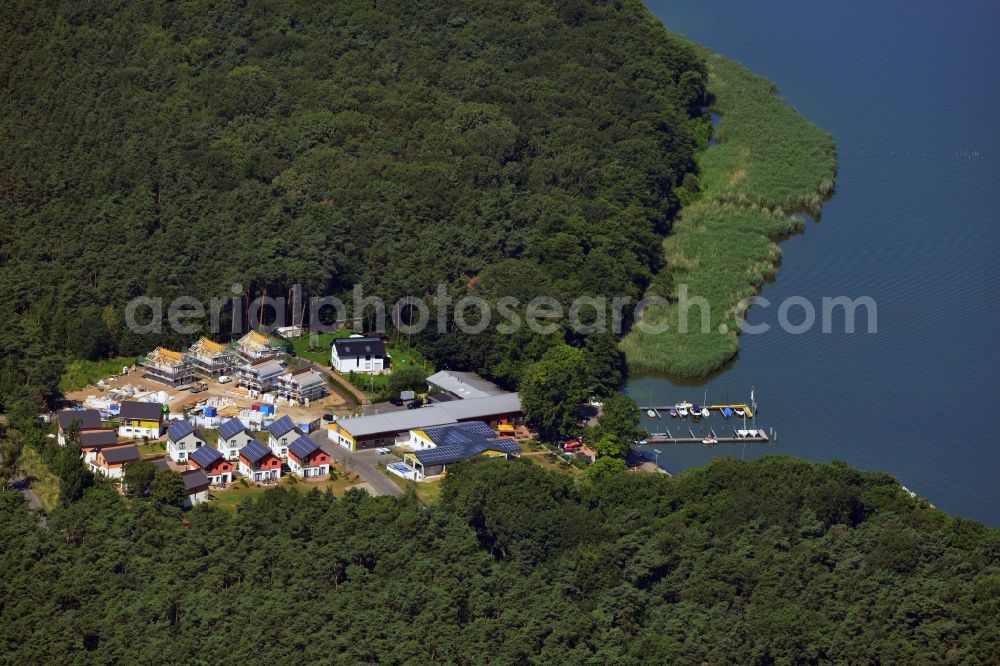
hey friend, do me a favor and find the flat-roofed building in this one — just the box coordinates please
[426,370,507,400]
[329,392,522,451]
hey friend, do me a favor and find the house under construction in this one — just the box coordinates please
[187,337,235,378]
[234,330,283,364]
[142,347,196,387]
[279,368,328,403]
[237,356,284,394]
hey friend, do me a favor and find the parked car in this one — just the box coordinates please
[217,375,232,384]
[375,447,391,454]
[322,413,335,422]
[406,399,423,409]
[389,397,405,406]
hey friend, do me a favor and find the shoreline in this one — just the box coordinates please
[622,42,837,378]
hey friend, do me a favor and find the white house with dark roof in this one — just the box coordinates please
[181,469,210,508]
[166,421,205,463]
[56,409,103,445]
[217,418,257,461]
[266,415,300,459]
[331,336,388,374]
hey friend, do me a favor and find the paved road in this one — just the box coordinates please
[320,439,402,497]
[10,476,48,527]
[308,363,370,406]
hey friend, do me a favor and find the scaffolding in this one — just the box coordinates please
[142,347,196,387]
[235,330,279,364]
[236,357,284,394]
[188,337,235,377]
[279,368,328,403]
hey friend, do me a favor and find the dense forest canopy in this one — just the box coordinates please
[1,455,997,664]
[0,0,708,409]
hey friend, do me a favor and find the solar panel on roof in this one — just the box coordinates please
[411,421,521,467]
[288,435,320,459]
[267,415,297,438]
[219,418,249,440]
[167,420,195,442]
[190,445,223,467]
[240,439,272,463]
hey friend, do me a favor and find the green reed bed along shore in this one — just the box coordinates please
[623,44,837,377]
[696,48,837,216]
[621,203,802,376]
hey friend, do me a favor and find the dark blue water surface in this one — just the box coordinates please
[630,0,1000,525]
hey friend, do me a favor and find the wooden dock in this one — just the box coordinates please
[646,427,770,445]
[640,403,755,419]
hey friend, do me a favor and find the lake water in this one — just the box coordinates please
[631,0,1000,525]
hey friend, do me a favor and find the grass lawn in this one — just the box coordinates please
[20,447,60,511]
[346,343,435,397]
[521,448,583,476]
[210,471,363,511]
[383,470,443,504]
[290,330,351,366]
[60,356,138,392]
[137,440,167,459]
